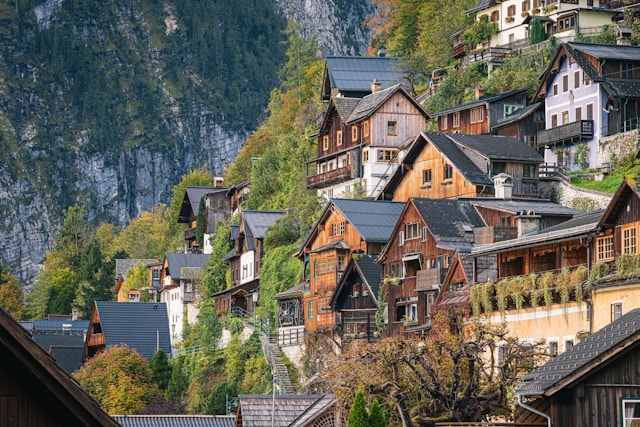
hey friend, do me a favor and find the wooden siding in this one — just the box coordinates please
[317,107,354,158]
[496,241,587,278]
[389,142,480,202]
[368,91,426,146]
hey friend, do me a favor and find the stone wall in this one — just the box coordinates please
[597,129,639,168]
[538,178,613,210]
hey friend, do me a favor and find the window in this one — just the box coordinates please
[497,344,508,365]
[441,115,448,130]
[336,130,342,146]
[426,293,435,319]
[551,114,558,128]
[491,10,499,22]
[564,339,574,352]
[453,112,460,128]
[507,5,516,16]
[363,150,369,163]
[553,84,558,96]
[390,264,401,278]
[405,222,422,240]
[363,121,369,137]
[337,255,346,271]
[574,71,580,89]
[612,302,623,321]
[548,341,559,356]
[622,398,640,426]
[562,75,568,92]
[378,149,396,162]
[492,162,506,176]
[576,106,582,121]
[307,300,314,320]
[621,62,633,79]
[152,269,160,280]
[522,0,530,12]
[587,0,593,5]
[562,110,569,125]
[523,164,536,178]
[322,135,329,151]
[422,169,432,186]
[596,235,614,261]
[534,111,545,122]
[504,104,521,116]
[331,221,346,236]
[623,225,637,254]
[352,126,358,141]
[470,106,484,123]
[587,103,594,120]
[584,73,591,86]
[398,230,405,246]
[407,304,418,322]
[443,163,453,180]
[387,121,397,135]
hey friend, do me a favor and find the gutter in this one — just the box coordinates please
[517,394,551,427]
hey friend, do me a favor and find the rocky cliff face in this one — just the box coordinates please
[0,0,372,284]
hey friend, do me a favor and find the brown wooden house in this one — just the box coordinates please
[177,186,217,250]
[329,253,382,340]
[431,87,528,135]
[295,199,404,334]
[0,308,118,426]
[515,308,640,427]
[378,131,544,201]
[376,198,485,337]
[492,102,546,151]
[307,84,429,199]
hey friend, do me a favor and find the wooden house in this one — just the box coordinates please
[177,186,217,250]
[227,179,251,214]
[533,42,640,170]
[295,199,404,334]
[214,210,284,317]
[307,84,429,200]
[321,53,408,100]
[160,252,210,345]
[0,308,118,427]
[82,301,172,362]
[378,131,544,201]
[431,88,528,135]
[329,254,381,341]
[492,102,546,151]
[204,186,231,254]
[274,283,305,346]
[235,394,340,427]
[113,258,156,302]
[376,198,485,337]
[515,308,640,427]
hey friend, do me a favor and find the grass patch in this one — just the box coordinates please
[570,162,640,194]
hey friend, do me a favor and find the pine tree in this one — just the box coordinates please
[196,197,205,250]
[347,390,368,427]
[368,397,385,427]
[150,350,172,391]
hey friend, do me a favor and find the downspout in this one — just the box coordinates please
[517,394,552,427]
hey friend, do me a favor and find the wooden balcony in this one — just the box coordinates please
[184,227,196,240]
[537,120,594,147]
[474,226,518,245]
[307,164,353,189]
[416,268,446,290]
[453,43,466,58]
[463,47,511,66]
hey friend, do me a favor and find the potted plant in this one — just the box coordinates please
[521,10,529,17]
[505,16,515,23]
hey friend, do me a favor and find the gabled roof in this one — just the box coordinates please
[517,308,640,397]
[236,394,336,427]
[0,308,119,426]
[449,133,544,163]
[242,210,285,240]
[113,415,236,427]
[116,259,157,280]
[274,282,306,300]
[165,253,210,280]
[534,42,640,101]
[20,319,90,331]
[598,176,640,229]
[346,84,429,124]
[333,97,360,121]
[466,0,498,15]
[430,88,528,117]
[93,302,172,359]
[178,186,216,223]
[492,102,542,131]
[471,209,603,256]
[322,55,407,99]
[413,198,485,245]
[330,254,382,309]
[30,330,85,374]
[427,132,494,186]
[464,198,582,217]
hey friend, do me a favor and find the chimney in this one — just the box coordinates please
[371,79,381,94]
[377,46,386,57]
[493,173,513,200]
[475,87,485,100]
[616,22,632,45]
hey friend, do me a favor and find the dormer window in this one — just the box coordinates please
[387,121,397,136]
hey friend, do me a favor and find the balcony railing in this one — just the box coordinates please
[307,164,352,188]
[537,120,594,147]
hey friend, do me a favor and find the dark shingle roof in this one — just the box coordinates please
[94,302,171,359]
[274,283,305,300]
[325,56,407,95]
[466,0,497,14]
[354,254,382,298]
[466,198,582,217]
[449,133,544,163]
[413,198,485,243]
[333,97,360,121]
[542,208,605,233]
[346,84,429,124]
[181,186,216,220]
[331,199,405,243]
[492,102,542,130]
[165,253,210,280]
[431,88,528,117]
[116,259,156,280]
[237,394,335,427]
[426,132,493,185]
[517,308,640,396]
[24,320,90,331]
[113,416,235,427]
[31,330,85,374]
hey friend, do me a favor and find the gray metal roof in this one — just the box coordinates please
[183,186,216,217]
[426,132,493,185]
[465,198,582,217]
[274,283,305,300]
[113,416,235,427]
[94,302,172,360]
[449,133,544,163]
[242,211,285,240]
[568,41,640,61]
[413,198,486,243]
[116,259,157,280]
[165,253,210,280]
[30,330,85,374]
[237,394,335,427]
[354,254,383,299]
[346,84,429,124]
[325,56,407,95]
[516,308,640,396]
[431,88,528,117]
[331,199,405,243]
[23,320,90,331]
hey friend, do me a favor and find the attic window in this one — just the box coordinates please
[387,121,397,136]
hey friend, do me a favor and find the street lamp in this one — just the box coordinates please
[252,292,259,329]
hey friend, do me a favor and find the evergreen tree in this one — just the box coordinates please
[530,19,547,44]
[150,350,172,391]
[368,397,385,427]
[166,355,189,403]
[196,197,205,250]
[347,390,368,427]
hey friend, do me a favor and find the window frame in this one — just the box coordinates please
[363,149,369,163]
[574,70,580,89]
[470,106,484,124]
[352,126,358,142]
[422,169,433,186]
[363,121,370,137]
[336,130,343,147]
[620,397,640,427]
[622,225,638,254]
[553,84,559,96]
[443,163,453,180]
[307,300,314,320]
[441,115,448,130]
[453,111,460,128]
[611,301,623,321]
[595,235,614,262]
[387,121,397,136]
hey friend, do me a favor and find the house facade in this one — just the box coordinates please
[533,42,640,170]
[378,131,544,201]
[295,199,404,333]
[307,84,429,199]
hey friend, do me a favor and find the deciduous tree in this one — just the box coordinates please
[0,271,24,320]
